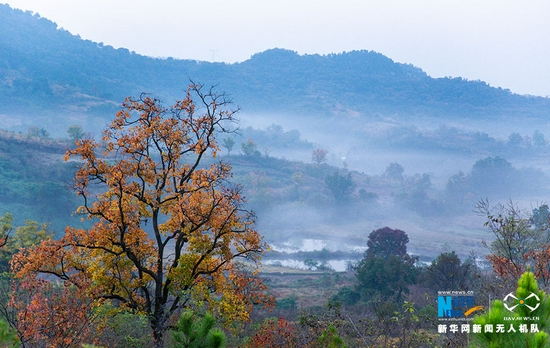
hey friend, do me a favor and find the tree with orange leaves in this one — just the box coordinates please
[11,84,272,347]
[9,276,96,347]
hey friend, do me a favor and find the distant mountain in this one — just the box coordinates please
[1,3,549,136]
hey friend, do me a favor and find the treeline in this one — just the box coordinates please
[2,122,547,245]
[361,124,550,155]
[254,219,550,347]
[1,85,550,346]
[230,149,547,219]
[1,209,549,346]
[3,3,550,130]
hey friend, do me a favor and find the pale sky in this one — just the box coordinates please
[3,0,550,97]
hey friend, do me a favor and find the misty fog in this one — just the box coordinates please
[231,110,550,266]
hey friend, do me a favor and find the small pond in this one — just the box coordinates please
[264,238,365,272]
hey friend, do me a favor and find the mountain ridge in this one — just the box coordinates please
[1,3,549,136]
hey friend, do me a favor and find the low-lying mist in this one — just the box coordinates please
[232,111,550,265]
[6,106,550,267]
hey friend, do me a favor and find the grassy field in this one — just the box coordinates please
[259,267,356,310]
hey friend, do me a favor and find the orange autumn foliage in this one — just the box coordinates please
[246,318,299,348]
[9,277,96,347]
[11,84,273,347]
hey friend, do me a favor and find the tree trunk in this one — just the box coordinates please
[152,324,166,348]
[151,313,167,348]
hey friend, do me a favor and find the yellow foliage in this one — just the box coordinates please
[11,85,273,343]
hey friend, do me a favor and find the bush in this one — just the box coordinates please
[331,287,360,306]
[276,297,297,310]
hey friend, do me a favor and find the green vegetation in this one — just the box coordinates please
[425,251,475,291]
[240,138,259,157]
[171,312,226,348]
[0,132,82,233]
[3,124,542,260]
[325,171,355,204]
[355,227,418,302]
[0,212,52,272]
[3,5,550,346]
[2,3,550,138]
[93,305,152,347]
[471,272,550,348]
[0,319,18,347]
[0,121,546,260]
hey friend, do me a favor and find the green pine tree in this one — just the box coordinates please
[170,311,226,348]
[318,324,347,348]
[471,272,550,348]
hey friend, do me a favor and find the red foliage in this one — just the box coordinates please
[9,277,97,347]
[488,244,550,290]
[367,227,409,258]
[246,318,299,348]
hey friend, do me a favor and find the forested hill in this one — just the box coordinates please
[1,3,549,133]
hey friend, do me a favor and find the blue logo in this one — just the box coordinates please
[438,294,481,318]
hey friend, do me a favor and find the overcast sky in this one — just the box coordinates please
[3,0,550,97]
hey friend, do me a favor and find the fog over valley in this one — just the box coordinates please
[4,3,550,346]
[2,2,550,261]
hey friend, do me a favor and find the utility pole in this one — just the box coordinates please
[209,49,218,62]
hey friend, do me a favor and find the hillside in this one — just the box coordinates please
[0,129,479,259]
[0,130,81,231]
[1,117,550,264]
[2,3,550,138]
[4,3,550,263]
